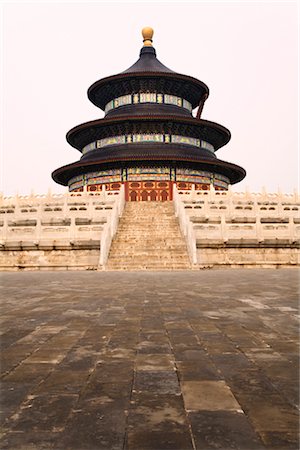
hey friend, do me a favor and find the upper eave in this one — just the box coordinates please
[87,72,209,110]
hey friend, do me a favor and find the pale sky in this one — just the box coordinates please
[1,1,298,196]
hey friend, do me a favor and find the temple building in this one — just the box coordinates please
[1,29,298,272]
[52,28,246,201]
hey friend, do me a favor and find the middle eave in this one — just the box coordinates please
[66,115,231,151]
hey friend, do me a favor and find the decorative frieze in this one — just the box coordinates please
[127,167,170,182]
[68,167,229,192]
[104,92,192,114]
[82,134,215,155]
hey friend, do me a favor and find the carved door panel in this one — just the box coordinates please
[130,190,137,201]
[141,191,148,201]
[150,190,157,201]
[161,190,169,201]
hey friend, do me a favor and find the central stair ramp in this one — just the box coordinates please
[106,201,191,270]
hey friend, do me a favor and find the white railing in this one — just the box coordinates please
[192,219,298,243]
[0,188,118,214]
[0,188,122,249]
[173,185,299,265]
[99,185,125,267]
[173,184,197,264]
[175,186,299,215]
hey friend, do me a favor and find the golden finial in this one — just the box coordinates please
[142,27,154,47]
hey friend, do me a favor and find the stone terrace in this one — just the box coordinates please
[0,269,299,449]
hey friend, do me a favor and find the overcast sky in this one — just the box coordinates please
[1,1,298,196]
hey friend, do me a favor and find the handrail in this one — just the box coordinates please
[173,184,197,264]
[99,185,125,267]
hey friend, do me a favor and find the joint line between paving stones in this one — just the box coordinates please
[190,322,276,448]
[1,331,58,380]
[38,328,111,436]
[237,323,299,409]
[60,324,116,430]
[2,324,89,437]
[213,322,298,409]
[164,316,197,450]
[1,334,65,434]
[122,348,138,450]
[121,297,144,449]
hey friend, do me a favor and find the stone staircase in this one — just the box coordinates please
[106,201,191,270]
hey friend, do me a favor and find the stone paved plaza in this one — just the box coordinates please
[0,269,299,450]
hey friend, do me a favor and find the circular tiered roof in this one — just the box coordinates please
[52,28,246,187]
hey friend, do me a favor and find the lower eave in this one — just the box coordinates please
[52,155,246,186]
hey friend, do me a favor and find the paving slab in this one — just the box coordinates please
[0,268,299,449]
[134,370,180,395]
[127,393,193,450]
[189,410,265,449]
[181,380,241,411]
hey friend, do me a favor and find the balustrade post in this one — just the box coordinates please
[289,217,295,243]
[221,214,227,242]
[2,213,8,243]
[227,187,233,216]
[191,183,196,202]
[70,216,76,244]
[256,217,263,243]
[101,184,106,202]
[35,215,41,246]
[63,191,67,217]
[203,193,209,216]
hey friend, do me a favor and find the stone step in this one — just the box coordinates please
[111,236,184,240]
[109,247,188,252]
[116,217,177,223]
[112,229,182,232]
[110,241,186,246]
[117,231,181,234]
[109,241,188,246]
[114,232,183,237]
[108,263,191,268]
[108,262,190,266]
[110,250,187,254]
[107,268,190,271]
[115,227,179,230]
[117,223,180,227]
[108,255,190,261]
[107,263,190,268]
[122,213,176,215]
[111,250,190,253]
[119,221,178,225]
[106,264,190,270]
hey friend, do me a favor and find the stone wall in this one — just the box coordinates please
[196,248,299,267]
[0,249,100,271]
